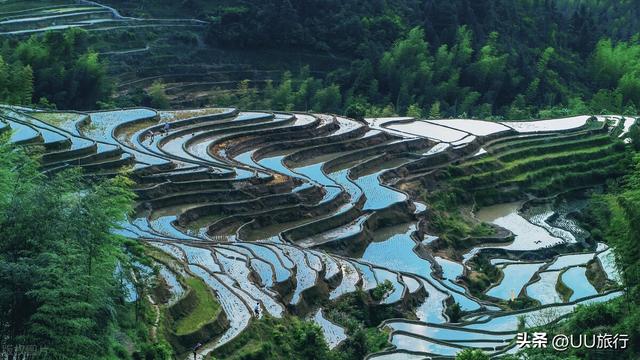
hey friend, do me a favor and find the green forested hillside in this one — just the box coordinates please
[0,29,110,109]
[88,0,640,119]
[1,1,640,360]
[0,139,142,359]
[2,0,640,116]
[205,0,640,118]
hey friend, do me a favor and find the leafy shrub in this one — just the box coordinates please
[371,280,394,302]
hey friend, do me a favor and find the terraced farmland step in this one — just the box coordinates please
[3,103,628,358]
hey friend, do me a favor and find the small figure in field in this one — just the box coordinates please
[192,342,202,360]
[254,302,260,317]
[162,122,170,135]
[148,130,155,145]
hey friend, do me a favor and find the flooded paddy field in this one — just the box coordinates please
[3,102,629,359]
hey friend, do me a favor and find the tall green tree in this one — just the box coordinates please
[1,28,112,109]
[0,135,135,359]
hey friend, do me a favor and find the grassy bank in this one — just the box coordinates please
[173,277,221,335]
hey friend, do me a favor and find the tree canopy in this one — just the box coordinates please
[1,28,111,110]
[0,136,135,359]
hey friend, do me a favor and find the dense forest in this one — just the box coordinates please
[1,0,640,117]
[27,0,624,118]
[0,138,139,358]
[203,0,640,118]
[1,1,640,359]
[0,29,110,110]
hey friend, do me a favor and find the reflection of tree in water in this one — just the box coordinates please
[526,307,564,328]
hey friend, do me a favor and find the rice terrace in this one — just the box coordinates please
[1,1,640,360]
